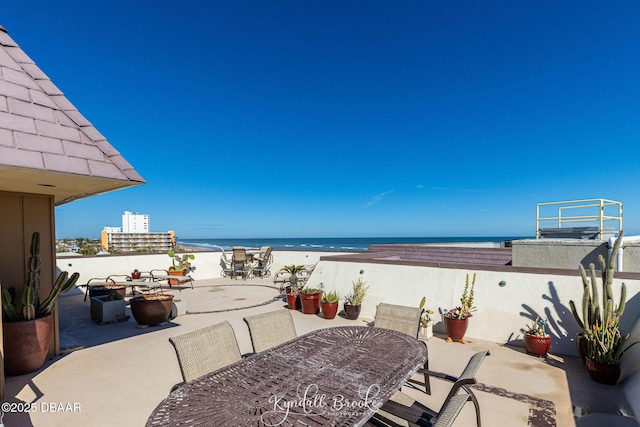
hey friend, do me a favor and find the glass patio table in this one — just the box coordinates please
[146,326,428,427]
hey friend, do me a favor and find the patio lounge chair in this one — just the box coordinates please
[243,309,297,353]
[374,303,430,394]
[168,321,242,388]
[366,350,489,427]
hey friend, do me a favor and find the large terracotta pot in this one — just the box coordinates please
[3,314,53,376]
[444,316,468,342]
[523,333,551,357]
[300,291,323,315]
[344,303,361,320]
[585,358,621,385]
[321,301,339,320]
[167,269,187,286]
[130,294,174,325]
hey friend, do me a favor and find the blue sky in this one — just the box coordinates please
[5,1,640,239]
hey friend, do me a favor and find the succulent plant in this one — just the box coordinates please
[569,230,626,335]
[1,231,79,322]
[168,250,195,272]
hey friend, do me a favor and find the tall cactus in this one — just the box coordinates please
[1,231,79,322]
[21,232,41,320]
[569,229,626,335]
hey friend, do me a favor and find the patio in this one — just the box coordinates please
[2,276,634,426]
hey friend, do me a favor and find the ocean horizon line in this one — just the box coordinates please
[177,236,529,252]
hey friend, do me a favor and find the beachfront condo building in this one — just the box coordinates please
[101,211,174,252]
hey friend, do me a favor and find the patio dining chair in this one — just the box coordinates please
[253,246,273,278]
[232,247,254,280]
[243,309,297,353]
[219,248,234,278]
[366,350,489,427]
[168,321,242,389]
[374,303,430,394]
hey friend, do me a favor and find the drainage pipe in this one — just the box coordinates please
[608,235,640,272]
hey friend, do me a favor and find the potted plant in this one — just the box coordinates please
[441,273,476,343]
[90,293,127,324]
[569,230,625,362]
[279,264,306,288]
[129,293,174,326]
[167,249,196,286]
[584,314,638,384]
[285,285,301,311]
[299,287,323,315]
[320,290,340,320]
[131,269,142,280]
[1,231,79,375]
[344,277,369,320]
[419,297,435,339]
[523,316,551,357]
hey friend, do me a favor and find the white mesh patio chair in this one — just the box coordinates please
[374,303,431,394]
[219,249,234,278]
[243,309,297,353]
[366,350,489,427]
[169,321,242,388]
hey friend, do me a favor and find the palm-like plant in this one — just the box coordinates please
[280,264,306,288]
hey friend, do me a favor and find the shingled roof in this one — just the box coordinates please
[0,25,145,205]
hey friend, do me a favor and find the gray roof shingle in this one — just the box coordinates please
[0,25,145,197]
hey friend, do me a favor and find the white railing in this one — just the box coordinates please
[536,198,622,239]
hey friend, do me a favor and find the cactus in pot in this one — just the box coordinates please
[569,229,626,336]
[1,231,79,322]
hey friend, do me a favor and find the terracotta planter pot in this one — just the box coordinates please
[300,291,323,315]
[444,316,468,342]
[585,358,621,385]
[130,294,174,325]
[321,301,339,319]
[286,293,300,310]
[523,333,551,357]
[3,314,53,376]
[89,284,126,300]
[131,271,142,279]
[344,303,361,320]
[167,269,187,286]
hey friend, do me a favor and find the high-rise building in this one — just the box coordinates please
[102,211,173,253]
[122,211,150,233]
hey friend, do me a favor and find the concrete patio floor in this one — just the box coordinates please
[2,277,634,426]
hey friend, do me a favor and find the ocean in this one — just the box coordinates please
[177,236,526,252]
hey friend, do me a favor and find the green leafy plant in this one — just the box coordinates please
[168,250,195,272]
[1,231,79,322]
[525,316,548,337]
[321,290,340,303]
[300,287,320,294]
[442,273,476,320]
[419,296,434,327]
[344,277,369,306]
[280,264,306,288]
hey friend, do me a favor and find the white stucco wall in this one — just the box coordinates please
[305,258,640,359]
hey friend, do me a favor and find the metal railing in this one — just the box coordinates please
[536,198,622,239]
